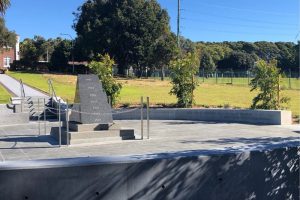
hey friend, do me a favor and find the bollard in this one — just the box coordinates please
[44,98,46,135]
[66,100,69,146]
[38,98,40,135]
[147,97,150,139]
[58,99,61,147]
[141,96,144,140]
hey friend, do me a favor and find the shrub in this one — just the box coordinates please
[88,54,122,106]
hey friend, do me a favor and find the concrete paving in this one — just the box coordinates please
[0,120,298,162]
[0,74,48,97]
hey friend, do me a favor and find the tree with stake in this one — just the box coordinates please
[169,52,200,108]
[250,59,290,110]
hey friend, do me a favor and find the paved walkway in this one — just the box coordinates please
[0,74,48,97]
[0,120,298,163]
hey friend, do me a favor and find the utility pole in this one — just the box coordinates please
[177,0,180,48]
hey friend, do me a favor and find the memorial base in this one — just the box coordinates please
[51,123,135,145]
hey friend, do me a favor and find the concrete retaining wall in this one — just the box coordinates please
[113,108,292,125]
[0,147,298,200]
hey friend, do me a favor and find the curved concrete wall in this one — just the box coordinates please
[0,147,298,200]
[113,108,292,125]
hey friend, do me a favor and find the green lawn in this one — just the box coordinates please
[0,84,11,104]
[8,71,76,102]
[7,71,300,117]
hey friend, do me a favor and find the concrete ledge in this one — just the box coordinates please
[113,108,292,125]
[0,147,297,200]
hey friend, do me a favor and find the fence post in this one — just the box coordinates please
[202,67,204,83]
[215,70,218,84]
[231,70,233,84]
[66,99,69,146]
[146,97,150,139]
[58,99,61,147]
[140,96,144,140]
[44,98,46,135]
[38,98,40,135]
[247,71,250,85]
[289,69,292,89]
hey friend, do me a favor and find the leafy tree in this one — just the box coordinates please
[20,38,40,65]
[50,39,72,71]
[0,18,15,47]
[218,51,257,71]
[151,32,178,80]
[169,52,200,108]
[74,0,172,75]
[88,54,122,106]
[250,59,289,110]
[200,51,215,72]
[0,0,9,14]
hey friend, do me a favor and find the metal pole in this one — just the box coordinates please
[289,69,292,89]
[202,67,204,82]
[147,97,150,139]
[66,99,69,146]
[231,71,233,84]
[58,99,61,147]
[247,71,250,85]
[141,96,144,140]
[216,70,218,84]
[38,98,40,135]
[44,98,46,135]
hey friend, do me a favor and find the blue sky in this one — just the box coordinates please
[5,0,299,42]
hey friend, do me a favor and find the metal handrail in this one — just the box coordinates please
[19,79,25,98]
[19,79,25,112]
[48,79,58,102]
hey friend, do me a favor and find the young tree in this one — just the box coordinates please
[88,54,122,106]
[250,59,289,110]
[169,52,200,108]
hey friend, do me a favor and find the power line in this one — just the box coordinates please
[181,27,294,36]
[189,2,297,16]
[182,10,297,27]
[183,18,297,31]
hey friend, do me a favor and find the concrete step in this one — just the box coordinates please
[50,127,135,145]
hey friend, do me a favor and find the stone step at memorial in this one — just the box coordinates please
[50,127,135,145]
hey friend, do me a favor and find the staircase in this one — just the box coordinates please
[22,97,57,120]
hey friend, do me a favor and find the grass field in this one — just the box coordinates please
[6,71,300,118]
[0,84,11,104]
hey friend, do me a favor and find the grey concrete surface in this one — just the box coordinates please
[0,120,298,200]
[0,147,298,200]
[0,120,298,162]
[113,108,292,125]
[0,74,48,97]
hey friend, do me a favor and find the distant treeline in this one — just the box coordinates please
[195,41,299,73]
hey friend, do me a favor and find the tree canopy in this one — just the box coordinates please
[74,0,176,74]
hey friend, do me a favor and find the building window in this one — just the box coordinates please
[4,57,11,68]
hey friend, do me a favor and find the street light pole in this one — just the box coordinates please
[60,33,75,74]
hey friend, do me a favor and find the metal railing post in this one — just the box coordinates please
[44,98,46,135]
[147,97,150,139]
[58,99,61,147]
[66,99,69,146]
[38,98,40,135]
[141,96,144,140]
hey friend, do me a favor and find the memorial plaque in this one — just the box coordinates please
[70,74,113,124]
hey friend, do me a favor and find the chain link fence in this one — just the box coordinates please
[150,69,300,90]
